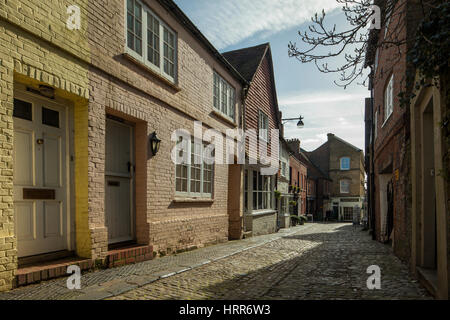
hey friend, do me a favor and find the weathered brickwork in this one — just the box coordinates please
[289,155,307,216]
[0,0,245,291]
[327,134,365,198]
[371,0,411,262]
[0,0,92,289]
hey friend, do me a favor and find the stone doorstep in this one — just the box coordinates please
[15,257,94,288]
[106,244,154,268]
[416,267,438,298]
[14,245,154,288]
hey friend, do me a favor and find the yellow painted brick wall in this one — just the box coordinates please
[74,99,91,258]
[0,0,92,291]
[0,38,15,292]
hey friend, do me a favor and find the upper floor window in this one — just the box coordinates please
[384,74,394,123]
[259,110,269,141]
[340,157,350,170]
[374,48,379,73]
[127,0,143,55]
[213,72,235,121]
[281,161,287,178]
[340,180,350,194]
[126,0,177,82]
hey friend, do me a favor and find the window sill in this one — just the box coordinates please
[211,110,237,127]
[122,52,181,92]
[246,209,277,217]
[173,197,214,204]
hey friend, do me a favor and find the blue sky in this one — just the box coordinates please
[174,0,369,151]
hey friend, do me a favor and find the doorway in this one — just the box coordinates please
[421,101,437,269]
[105,116,135,244]
[13,91,69,258]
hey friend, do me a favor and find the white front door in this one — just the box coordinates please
[13,93,68,258]
[105,118,134,244]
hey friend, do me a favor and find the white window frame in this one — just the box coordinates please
[252,171,273,211]
[213,72,236,121]
[340,180,350,194]
[383,74,394,125]
[374,48,379,73]
[281,161,287,178]
[340,157,350,171]
[258,110,269,142]
[125,0,177,83]
[175,138,214,198]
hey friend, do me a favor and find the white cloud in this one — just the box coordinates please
[176,0,341,49]
[280,89,369,151]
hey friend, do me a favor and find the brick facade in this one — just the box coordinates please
[288,155,307,216]
[307,134,364,221]
[367,0,415,261]
[0,0,246,291]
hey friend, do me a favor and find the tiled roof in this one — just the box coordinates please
[222,43,269,82]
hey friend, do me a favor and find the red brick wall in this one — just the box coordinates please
[84,0,245,256]
[289,155,307,215]
[371,0,413,262]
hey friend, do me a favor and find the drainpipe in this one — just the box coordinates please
[369,73,376,240]
[241,85,249,234]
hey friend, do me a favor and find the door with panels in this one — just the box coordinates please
[105,117,135,244]
[13,92,68,258]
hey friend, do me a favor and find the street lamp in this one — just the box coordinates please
[282,116,304,128]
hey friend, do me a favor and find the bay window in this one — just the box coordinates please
[252,171,273,210]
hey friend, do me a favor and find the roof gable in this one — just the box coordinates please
[222,43,269,82]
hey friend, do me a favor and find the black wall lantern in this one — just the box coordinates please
[150,131,161,156]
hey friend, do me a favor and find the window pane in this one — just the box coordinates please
[13,99,32,121]
[163,27,176,77]
[136,39,142,55]
[147,13,160,67]
[126,0,142,55]
[42,107,59,128]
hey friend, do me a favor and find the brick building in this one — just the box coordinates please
[277,138,292,228]
[287,139,331,220]
[0,0,248,291]
[307,134,365,221]
[223,43,282,237]
[288,154,307,216]
[365,0,450,299]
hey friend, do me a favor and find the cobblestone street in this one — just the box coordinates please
[0,223,431,300]
[110,223,430,300]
